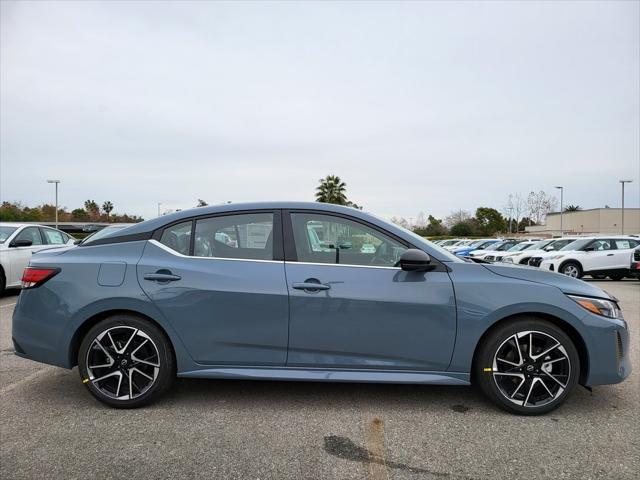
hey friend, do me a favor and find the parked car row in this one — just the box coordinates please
[0,223,76,293]
[439,234,640,281]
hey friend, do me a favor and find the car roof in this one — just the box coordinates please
[117,202,379,236]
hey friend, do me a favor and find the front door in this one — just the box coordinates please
[138,211,289,366]
[284,211,457,371]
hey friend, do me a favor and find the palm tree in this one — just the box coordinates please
[102,201,114,221]
[564,205,582,212]
[84,200,100,220]
[315,175,348,205]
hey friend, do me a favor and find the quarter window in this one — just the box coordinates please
[159,221,192,255]
[14,227,43,246]
[290,213,407,267]
[194,213,274,260]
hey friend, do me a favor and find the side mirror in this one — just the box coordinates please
[10,239,33,248]
[583,246,595,252]
[399,249,435,272]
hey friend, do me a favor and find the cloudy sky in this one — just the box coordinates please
[1,0,638,221]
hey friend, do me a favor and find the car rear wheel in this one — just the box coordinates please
[560,261,582,279]
[608,273,624,281]
[78,315,175,408]
[475,318,580,415]
[0,269,5,295]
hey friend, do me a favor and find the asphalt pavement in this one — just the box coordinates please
[1,280,638,479]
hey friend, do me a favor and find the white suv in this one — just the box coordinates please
[539,236,640,280]
[0,223,75,294]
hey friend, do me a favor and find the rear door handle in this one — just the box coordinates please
[606,254,614,256]
[144,272,182,282]
[292,282,331,292]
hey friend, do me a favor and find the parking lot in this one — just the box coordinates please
[0,280,637,480]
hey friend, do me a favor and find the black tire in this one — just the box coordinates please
[591,274,607,280]
[0,268,5,296]
[474,317,580,415]
[78,314,175,408]
[559,261,583,279]
[608,273,624,281]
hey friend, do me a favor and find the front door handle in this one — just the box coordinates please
[606,253,614,256]
[292,281,331,292]
[144,272,182,282]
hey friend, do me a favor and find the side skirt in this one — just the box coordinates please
[177,366,470,385]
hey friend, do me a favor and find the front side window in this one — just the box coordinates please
[159,221,192,255]
[194,213,273,260]
[290,213,407,267]
[42,228,68,245]
[589,239,613,251]
[14,227,43,246]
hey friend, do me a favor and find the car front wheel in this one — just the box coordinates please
[560,261,582,278]
[78,315,175,408]
[475,318,580,415]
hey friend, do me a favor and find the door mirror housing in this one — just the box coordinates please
[399,249,435,272]
[10,239,33,248]
[583,246,595,252]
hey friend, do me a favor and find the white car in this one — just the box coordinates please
[0,223,75,293]
[483,240,538,263]
[539,236,640,280]
[443,239,474,251]
[502,238,579,265]
[468,239,523,260]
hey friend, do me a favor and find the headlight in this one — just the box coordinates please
[549,254,565,260]
[568,295,622,319]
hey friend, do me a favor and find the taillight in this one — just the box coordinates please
[21,267,60,289]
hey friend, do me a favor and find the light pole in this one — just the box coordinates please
[554,186,563,236]
[157,202,162,217]
[620,180,632,234]
[47,180,61,229]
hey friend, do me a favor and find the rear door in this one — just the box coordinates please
[137,210,289,366]
[611,239,640,269]
[283,210,457,371]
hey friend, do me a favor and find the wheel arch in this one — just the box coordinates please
[470,312,590,385]
[558,259,583,275]
[68,309,177,368]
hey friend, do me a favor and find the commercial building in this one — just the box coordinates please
[525,208,640,236]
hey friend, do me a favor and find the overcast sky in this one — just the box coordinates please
[1,0,638,221]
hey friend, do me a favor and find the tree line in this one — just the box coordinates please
[0,200,144,223]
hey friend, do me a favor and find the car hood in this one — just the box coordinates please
[483,263,613,299]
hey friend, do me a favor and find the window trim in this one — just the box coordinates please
[154,209,283,261]
[282,209,448,271]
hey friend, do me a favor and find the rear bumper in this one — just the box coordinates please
[11,290,72,368]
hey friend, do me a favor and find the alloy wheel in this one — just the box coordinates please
[85,326,160,400]
[562,265,579,277]
[492,330,570,408]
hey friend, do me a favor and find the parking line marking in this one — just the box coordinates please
[0,368,53,395]
[367,418,389,480]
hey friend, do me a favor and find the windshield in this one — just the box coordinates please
[439,240,459,247]
[529,240,552,250]
[508,243,534,252]
[496,242,519,251]
[559,239,590,251]
[391,224,463,262]
[0,226,18,243]
[81,225,132,245]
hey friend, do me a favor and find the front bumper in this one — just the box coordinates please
[540,260,555,272]
[581,311,632,386]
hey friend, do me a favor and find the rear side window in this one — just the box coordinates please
[614,239,638,250]
[194,213,273,260]
[42,228,68,245]
[159,221,192,255]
